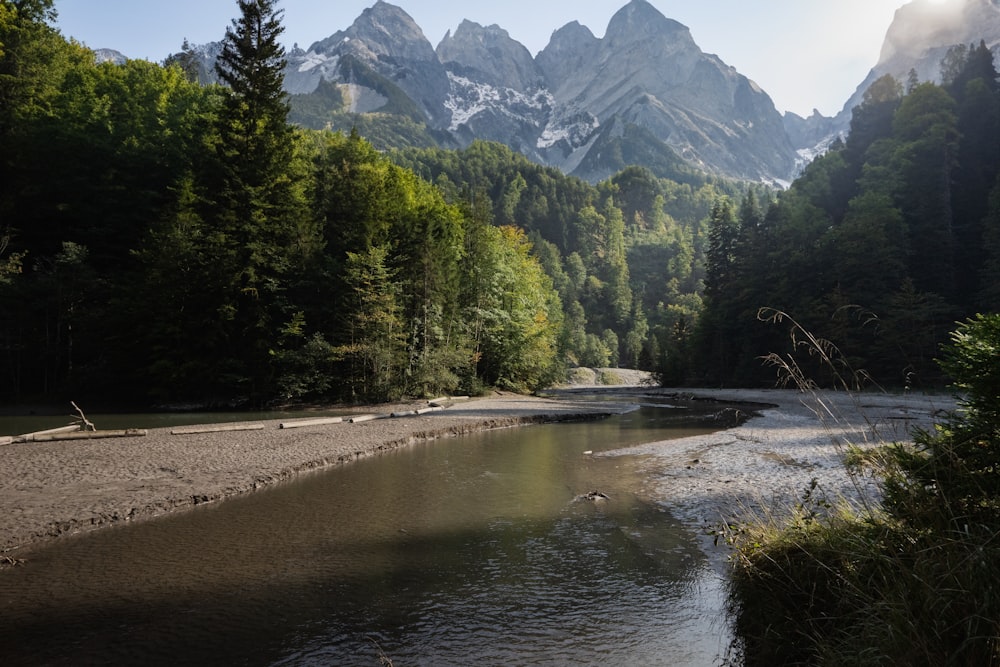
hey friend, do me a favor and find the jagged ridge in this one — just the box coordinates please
[163,0,1000,184]
[276,0,796,183]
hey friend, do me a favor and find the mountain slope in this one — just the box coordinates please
[288,1,451,127]
[167,0,802,183]
[789,0,1000,157]
[534,0,795,182]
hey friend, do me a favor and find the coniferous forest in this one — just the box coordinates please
[1,0,998,408]
[688,43,1000,388]
[694,47,1000,390]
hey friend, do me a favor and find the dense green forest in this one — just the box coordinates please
[694,43,1000,390]
[0,0,737,407]
[389,144,740,375]
[2,0,996,408]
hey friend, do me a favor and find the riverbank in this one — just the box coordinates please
[0,393,631,556]
[600,387,957,570]
[0,386,956,562]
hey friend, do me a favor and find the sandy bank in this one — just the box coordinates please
[600,387,958,567]
[0,394,629,556]
[1,385,958,565]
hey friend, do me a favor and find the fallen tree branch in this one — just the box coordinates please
[70,401,96,431]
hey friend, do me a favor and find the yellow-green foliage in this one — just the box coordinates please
[597,370,624,385]
[566,367,596,385]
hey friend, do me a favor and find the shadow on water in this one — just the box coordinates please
[0,404,736,666]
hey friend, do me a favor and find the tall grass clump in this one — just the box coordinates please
[727,312,1000,666]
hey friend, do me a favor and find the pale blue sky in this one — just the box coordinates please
[54,0,926,117]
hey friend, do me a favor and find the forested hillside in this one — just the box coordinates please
[391,143,740,376]
[5,1,993,408]
[692,42,1000,389]
[0,0,736,407]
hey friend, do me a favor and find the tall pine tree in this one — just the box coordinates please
[207,0,315,402]
[693,197,741,385]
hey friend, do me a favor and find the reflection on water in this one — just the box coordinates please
[0,406,733,666]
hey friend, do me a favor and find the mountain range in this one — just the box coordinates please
[153,0,1000,185]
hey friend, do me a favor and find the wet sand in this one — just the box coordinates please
[0,393,629,556]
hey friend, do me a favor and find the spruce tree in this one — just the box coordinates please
[215,0,291,176]
[846,74,903,165]
[213,0,296,228]
[0,0,84,237]
[892,83,960,299]
[340,244,404,402]
[208,0,313,402]
[951,42,1000,306]
[694,198,741,385]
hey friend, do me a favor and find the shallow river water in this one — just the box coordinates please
[0,403,735,666]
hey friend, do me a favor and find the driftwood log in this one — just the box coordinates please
[21,429,147,442]
[170,424,265,435]
[278,417,344,429]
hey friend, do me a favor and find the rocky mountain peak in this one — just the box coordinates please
[880,0,1000,66]
[93,48,127,65]
[289,2,451,125]
[535,21,600,87]
[590,4,703,92]
[545,20,599,50]
[203,0,799,182]
[308,0,435,62]
[437,20,542,91]
[604,0,694,49]
[532,1,794,182]
[830,0,1000,134]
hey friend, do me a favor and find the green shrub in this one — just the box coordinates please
[728,314,1000,666]
[598,369,624,385]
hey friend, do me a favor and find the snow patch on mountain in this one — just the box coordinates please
[445,73,552,132]
[538,112,600,150]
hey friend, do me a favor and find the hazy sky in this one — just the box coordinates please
[53,0,929,117]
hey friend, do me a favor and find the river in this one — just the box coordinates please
[0,402,736,665]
